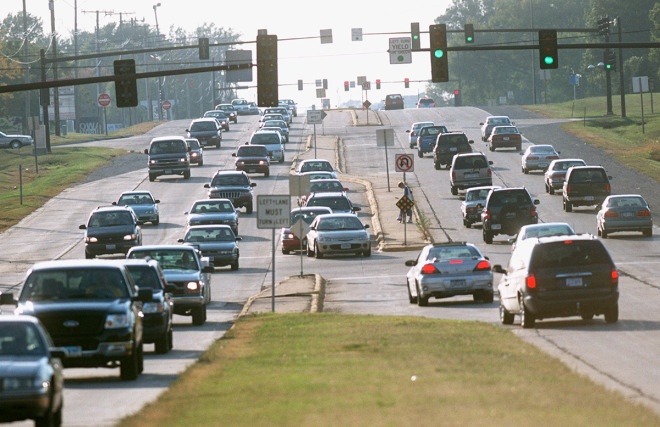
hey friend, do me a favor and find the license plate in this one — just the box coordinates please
[565,277,583,287]
[491,224,501,230]
[450,147,457,152]
[465,173,479,178]
[450,280,466,288]
[248,169,256,173]
[106,244,116,250]
[164,169,172,174]
[538,163,548,168]
[503,137,510,141]
[622,212,634,217]
[341,243,351,249]
[64,346,82,357]
[585,196,594,201]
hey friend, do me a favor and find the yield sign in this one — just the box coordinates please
[395,153,414,172]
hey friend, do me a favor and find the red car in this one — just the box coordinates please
[281,206,332,254]
[384,94,404,110]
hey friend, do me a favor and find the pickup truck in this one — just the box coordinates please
[416,125,448,158]
[144,136,191,182]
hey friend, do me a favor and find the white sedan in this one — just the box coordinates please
[306,214,371,258]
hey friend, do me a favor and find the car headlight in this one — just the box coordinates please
[105,313,131,329]
[143,302,165,313]
[86,236,98,243]
[179,158,187,163]
[123,233,138,241]
[186,281,200,291]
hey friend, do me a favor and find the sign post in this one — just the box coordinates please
[307,109,327,158]
[376,128,394,192]
[257,195,291,312]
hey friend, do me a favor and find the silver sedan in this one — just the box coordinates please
[306,214,371,258]
[596,194,653,238]
[405,242,493,306]
[520,144,560,174]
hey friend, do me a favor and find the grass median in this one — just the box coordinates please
[120,313,660,426]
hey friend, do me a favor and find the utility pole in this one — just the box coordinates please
[22,0,30,135]
[616,17,626,118]
[49,0,61,136]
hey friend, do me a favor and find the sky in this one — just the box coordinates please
[9,0,453,109]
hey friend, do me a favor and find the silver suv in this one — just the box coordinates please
[449,153,493,195]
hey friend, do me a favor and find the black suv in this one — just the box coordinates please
[481,187,540,244]
[562,166,612,212]
[144,136,191,181]
[384,94,404,110]
[232,144,270,177]
[204,170,257,214]
[433,132,474,169]
[0,259,153,380]
[186,118,222,148]
[79,205,143,258]
[494,235,619,328]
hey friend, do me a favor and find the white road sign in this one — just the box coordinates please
[389,37,412,64]
[395,153,414,172]
[307,109,327,124]
[257,195,290,229]
[376,128,394,147]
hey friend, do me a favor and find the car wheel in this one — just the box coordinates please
[601,229,608,238]
[315,243,324,259]
[149,174,156,182]
[416,284,428,307]
[10,140,22,149]
[597,227,602,237]
[265,170,270,177]
[34,392,60,427]
[152,218,160,226]
[463,219,471,228]
[581,312,594,321]
[231,259,239,270]
[216,142,221,149]
[482,291,494,304]
[564,198,573,212]
[489,144,494,152]
[199,160,204,166]
[282,249,290,255]
[520,299,535,329]
[522,167,528,174]
[120,345,140,380]
[604,304,619,323]
[498,303,514,325]
[451,186,458,196]
[516,144,521,151]
[643,228,652,237]
[548,185,555,195]
[483,229,493,244]
[307,243,314,257]
[418,150,423,158]
[192,305,206,326]
[246,204,253,214]
[154,330,169,354]
[363,247,371,257]
[183,170,191,180]
[434,161,441,170]
[168,328,174,350]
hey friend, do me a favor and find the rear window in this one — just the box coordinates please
[488,191,531,207]
[211,173,249,187]
[570,169,607,183]
[237,146,268,157]
[420,126,448,137]
[251,133,280,144]
[438,134,468,145]
[530,240,612,269]
[454,155,487,169]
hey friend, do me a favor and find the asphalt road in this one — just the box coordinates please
[1,106,659,425]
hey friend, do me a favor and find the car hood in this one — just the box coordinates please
[235,155,269,161]
[185,241,237,251]
[314,229,368,238]
[187,213,237,222]
[126,205,156,214]
[0,358,46,376]
[85,224,137,236]
[161,270,203,281]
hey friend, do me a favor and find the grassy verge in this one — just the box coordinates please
[522,93,659,180]
[120,314,660,426]
[0,122,160,233]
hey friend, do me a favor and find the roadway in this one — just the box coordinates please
[1,105,659,424]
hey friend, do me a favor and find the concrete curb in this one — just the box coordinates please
[238,273,325,316]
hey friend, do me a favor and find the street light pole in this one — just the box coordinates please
[49,0,61,136]
[153,3,162,120]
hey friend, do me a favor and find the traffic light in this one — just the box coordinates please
[538,29,558,70]
[411,22,420,51]
[198,37,209,60]
[298,79,303,90]
[404,78,409,88]
[429,24,448,82]
[454,89,461,107]
[113,59,138,108]
[597,17,610,35]
[376,79,381,90]
[464,24,474,43]
[256,33,278,107]
[604,50,616,71]
[344,81,349,91]
[323,79,328,90]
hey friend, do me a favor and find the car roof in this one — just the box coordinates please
[92,205,134,213]
[307,192,349,199]
[185,224,233,230]
[191,198,232,204]
[191,117,219,123]
[150,135,186,143]
[120,190,154,196]
[315,213,362,220]
[291,206,333,213]
[130,244,196,252]
[29,259,130,271]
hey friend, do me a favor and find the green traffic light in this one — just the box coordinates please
[466,36,473,42]
[413,35,419,40]
[434,49,444,59]
[544,56,554,65]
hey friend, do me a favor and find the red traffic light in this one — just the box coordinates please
[404,78,409,88]
[344,81,349,91]
[376,79,381,89]
[454,89,460,95]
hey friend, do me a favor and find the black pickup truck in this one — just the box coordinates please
[0,260,152,381]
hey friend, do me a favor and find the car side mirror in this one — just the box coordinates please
[232,153,237,157]
[404,260,416,267]
[112,201,118,206]
[0,292,16,305]
[79,224,87,230]
[144,148,149,155]
[479,122,484,126]
[492,265,507,274]
[468,140,474,144]
[364,224,370,229]
[235,237,243,241]
[488,161,494,165]
[185,129,190,132]
[353,206,362,212]
[250,183,257,187]
[154,200,160,204]
[533,199,540,205]
[204,183,210,188]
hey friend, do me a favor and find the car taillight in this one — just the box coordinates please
[420,264,440,274]
[565,184,571,193]
[487,169,492,176]
[474,260,491,271]
[411,131,416,136]
[527,156,539,160]
[482,209,491,220]
[611,268,619,286]
[605,183,611,193]
[548,155,559,160]
[451,172,456,180]
[604,210,618,218]
[530,205,537,218]
[637,209,651,217]
[526,274,537,289]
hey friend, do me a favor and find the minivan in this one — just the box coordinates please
[562,166,612,212]
[449,153,493,195]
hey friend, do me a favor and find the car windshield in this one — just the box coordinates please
[310,180,344,193]
[126,266,162,290]
[530,241,612,269]
[21,268,130,301]
[0,323,46,356]
[128,250,199,270]
[489,117,511,125]
[307,197,350,211]
[185,227,235,242]
[237,146,268,157]
[150,140,186,154]
[211,174,249,186]
[251,133,280,144]
[89,211,134,227]
[427,245,479,261]
[291,209,330,224]
[118,194,154,205]
[300,161,333,173]
[192,201,234,213]
[316,216,363,231]
[191,121,217,131]
[494,127,518,134]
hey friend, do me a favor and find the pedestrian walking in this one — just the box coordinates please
[397,181,413,223]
